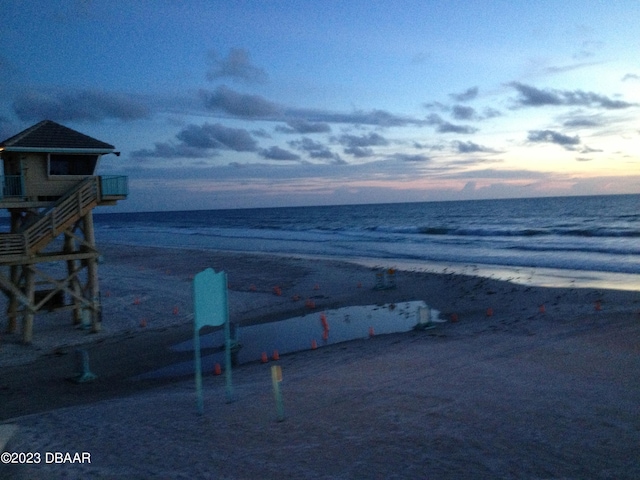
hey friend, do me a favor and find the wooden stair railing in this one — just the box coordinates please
[24,177,100,254]
[0,177,101,260]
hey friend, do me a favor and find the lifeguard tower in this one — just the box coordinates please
[0,120,127,343]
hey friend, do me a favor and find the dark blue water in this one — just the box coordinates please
[95,195,640,277]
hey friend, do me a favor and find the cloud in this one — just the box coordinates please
[437,122,478,134]
[424,99,500,122]
[292,108,425,127]
[453,140,494,153]
[426,114,478,134]
[275,119,332,134]
[527,129,580,146]
[206,48,268,84]
[288,137,337,159]
[199,86,425,128]
[543,61,601,75]
[622,73,640,82]
[259,146,301,161]
[200,86,281,118]
[176,123,258,151]
[562,117,601,128]
[482,107,502,119]
[131,122,257,158]
[449,86,478,102]
[343,146,374,157]
[510,83,562,107]
[338,132,388,148]
[510,82,636,109]
[337,132,389,157]
[12,88,151,122]
[572,40,604,60]
[390,153,430,163]
[579,145,602,154]
[131,142,212,159]
[451,105,478,121]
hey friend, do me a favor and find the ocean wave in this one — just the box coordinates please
[369,225,640,238]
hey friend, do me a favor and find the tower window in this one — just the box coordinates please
[49,154,97,176]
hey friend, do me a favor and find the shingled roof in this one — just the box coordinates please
[0,120,114,153]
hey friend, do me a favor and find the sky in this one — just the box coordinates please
[1,0,639,212]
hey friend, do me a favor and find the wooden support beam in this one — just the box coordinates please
[65,233,83,324]
[22,266,35,344]
[30,267,91,311]
[83,212,101,333]
[0,269,34,313]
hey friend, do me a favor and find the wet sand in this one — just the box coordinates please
[1,244,639,479]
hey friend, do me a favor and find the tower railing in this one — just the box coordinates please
[100,175,128,197]
[0,175,25,200]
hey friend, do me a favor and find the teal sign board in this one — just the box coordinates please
[193,268,233,414]
[193,268,228,329]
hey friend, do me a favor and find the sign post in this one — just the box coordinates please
[193,268,233,414]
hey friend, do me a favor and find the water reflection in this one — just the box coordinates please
[137,301,441,380]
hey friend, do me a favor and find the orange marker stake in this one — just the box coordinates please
[272,350,280,361]
[539,304,546,314]
[311,339,318,350]
[261,352,269,363]
[368,326,375,338]
[320,313,329,331]
[214,363,222,375]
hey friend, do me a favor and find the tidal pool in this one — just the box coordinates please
[137,301,441,380]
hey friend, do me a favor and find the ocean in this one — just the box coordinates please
[94,194,640,291]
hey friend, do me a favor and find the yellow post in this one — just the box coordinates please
[271,365,285,422]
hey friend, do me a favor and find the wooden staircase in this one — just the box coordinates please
[0,177,100,262]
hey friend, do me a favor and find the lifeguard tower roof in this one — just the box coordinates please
[0,120,115,154]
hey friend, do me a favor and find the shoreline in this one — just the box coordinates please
[1,242,638,371]
[95,236,640,292]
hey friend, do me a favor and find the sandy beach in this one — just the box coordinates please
[1,244,639,479]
